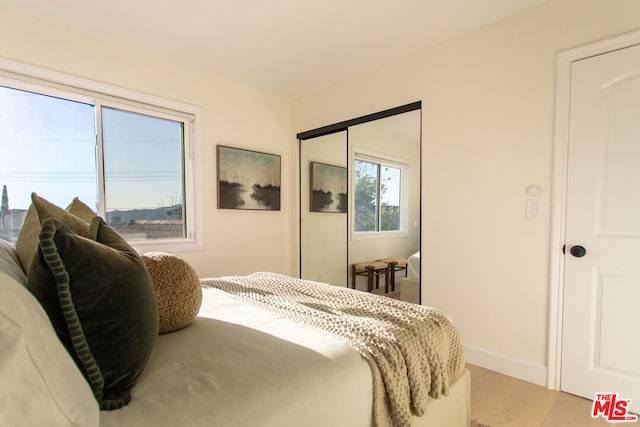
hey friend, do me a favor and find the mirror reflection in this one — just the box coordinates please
[300,131,348,286]
[299,106,421,304]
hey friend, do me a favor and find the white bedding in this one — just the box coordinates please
[99,287,373,427]
[407,251,420,280]
[100,283,470,427]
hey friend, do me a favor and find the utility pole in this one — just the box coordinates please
[0,185,8,239]
[1,185,8,215]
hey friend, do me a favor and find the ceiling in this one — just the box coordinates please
[3,0,547,98]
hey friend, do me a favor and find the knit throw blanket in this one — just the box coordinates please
[201,272,465,427]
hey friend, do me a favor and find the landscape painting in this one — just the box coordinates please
[310,162,347,213]
[217,145,281,210]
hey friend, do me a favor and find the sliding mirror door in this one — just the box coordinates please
[348,110,421,302]
[300,131,348,286]
[299,103,421,303]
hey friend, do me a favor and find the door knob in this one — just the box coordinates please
[570,245,587,258]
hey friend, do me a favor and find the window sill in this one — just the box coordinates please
[351,230,409,241]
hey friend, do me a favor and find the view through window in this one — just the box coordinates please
[0,84,189,243]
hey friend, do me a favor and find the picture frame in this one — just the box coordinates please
[310,161,347,213]
[217,145,281,210]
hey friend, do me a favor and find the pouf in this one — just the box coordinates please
[141,252,202,334]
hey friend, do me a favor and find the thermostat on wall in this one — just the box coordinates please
[526,185,541,196]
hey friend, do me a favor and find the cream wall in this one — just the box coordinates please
[0,3,297,279]
[293,0,640,385]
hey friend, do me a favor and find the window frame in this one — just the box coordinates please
[350,146,410,240]
[0,57,204,252]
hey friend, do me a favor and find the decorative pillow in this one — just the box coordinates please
[0,269,99,426]
[66,197,97,222]
[27,217,159,410]
[15,193,90,274]
[141,252,202,333]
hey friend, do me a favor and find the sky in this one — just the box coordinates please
[0,85,183,211]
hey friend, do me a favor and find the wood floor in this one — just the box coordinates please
[468,364,619,426]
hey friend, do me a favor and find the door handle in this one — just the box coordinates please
[569,245,587,258]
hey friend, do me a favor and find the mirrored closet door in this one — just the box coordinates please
[300,130,348,286]
[298,103,422,304]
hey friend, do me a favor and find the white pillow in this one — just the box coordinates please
[0,270,99,426]
[0,238,27,287]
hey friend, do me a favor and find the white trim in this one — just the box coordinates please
[352,146,410,167]
[465,344,547,386]
[0,56,196,118]
[547,29,640,390]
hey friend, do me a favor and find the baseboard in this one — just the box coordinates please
[464,343,547,387]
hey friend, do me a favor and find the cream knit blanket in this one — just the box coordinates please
[201,272,465,427]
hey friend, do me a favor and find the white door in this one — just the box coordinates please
[562,43,640,411]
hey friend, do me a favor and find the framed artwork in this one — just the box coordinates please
[310,162,347,213]
[217,145,281,210]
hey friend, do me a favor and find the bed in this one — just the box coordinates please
[407,251,421,281]
[400,251,421,304]
[2,233,469,427]
[100,272,470,427]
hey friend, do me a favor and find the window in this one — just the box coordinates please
[353,151,407,236]
[0,65,201,251]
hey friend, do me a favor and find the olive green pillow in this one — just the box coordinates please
[15,193,90,274]
[65,197,97,222]
[27,217,158,410]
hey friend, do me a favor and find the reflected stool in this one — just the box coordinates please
[376,258,408,292]
[351,261,389,293]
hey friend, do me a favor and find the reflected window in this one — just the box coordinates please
[354,156,405,233]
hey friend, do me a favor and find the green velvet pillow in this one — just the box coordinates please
[27,217,158,410]
[65,197,97,222]
[15,193,90,274]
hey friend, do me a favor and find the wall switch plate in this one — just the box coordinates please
[526,199,541,220]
